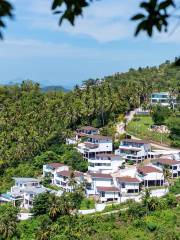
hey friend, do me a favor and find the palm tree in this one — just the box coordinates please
[163,165,172,192]
[141,188,151,207]
[49,194,61,221]
[0,217,17,239]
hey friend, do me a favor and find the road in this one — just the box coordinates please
[116,108,180,152]
[116,109,138,135]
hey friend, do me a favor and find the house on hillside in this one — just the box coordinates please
[96,186,121,203]
[76,126,99,140]
[137,166,164,187]
[88,153,124,173]
[86,172,114,196]
[154,158,180,178]
[116,139,151,163]
[115,176,141,195]
[54,170,84,192]
[150,92,177,108]
[43,163,69,184]
[66,126,99,145]
[0,177,50,209]
[76,135,113,160]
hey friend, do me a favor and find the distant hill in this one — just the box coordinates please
[41,85,70,92]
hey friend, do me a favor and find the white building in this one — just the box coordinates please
[54,170,84,192]
[150,92,177,107]
[77,135,113,160]
[116,139,151,163]
[22,187,47,209]
[88,153,124,173]
[137,166,164,187]
[1,178,50,209]
[66,126,99,145]
[86,172,114,196]
[115,176,141,195]
[11,177,41,191]
[154,158,180,178]
[96,186,121,203]
[43,163,69,184]
[76,126,99,140]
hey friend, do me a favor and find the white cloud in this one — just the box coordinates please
[0,37,145,61]
[11,0,139,42]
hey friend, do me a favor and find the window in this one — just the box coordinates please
[101,192,105,197]
[173,166,177,170]
[121,183,125,188]
[173,173,177,178]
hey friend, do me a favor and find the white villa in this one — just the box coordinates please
[96,186,121,203]
[43,162,69,184]
[76,126,99,140]
[154,158,180,178]
[88,153,124,173]
[116,139,151,163]
[137,166,164,187]
[115,176,141,195]
[150,92,177,108]
[77,134,113,160]
[54,170,84,192]
[0,178,49,209]
[66,126,99,145]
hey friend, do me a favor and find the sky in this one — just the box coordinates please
[0,0,179,88]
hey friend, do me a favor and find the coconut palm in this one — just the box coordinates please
[163,165,172,187]
[0,217,17,239]
[49,194,61,221]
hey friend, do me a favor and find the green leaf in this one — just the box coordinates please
[131,14,145,21]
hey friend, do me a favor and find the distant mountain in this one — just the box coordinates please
[41,85,70,92]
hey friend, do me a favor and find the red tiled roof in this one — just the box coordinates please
[117,176,141,183]
[137,166,162,174]
[90,172,112,179]
[121,139,149,144]
[47,163,65,169]
[77,132,88,137]
[156,158,180,166]
[96,186,120,192]
[57,170,84,178]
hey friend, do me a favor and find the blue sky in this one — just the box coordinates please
[0,0,179,88]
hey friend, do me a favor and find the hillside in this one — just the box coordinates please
[0,60,179,191]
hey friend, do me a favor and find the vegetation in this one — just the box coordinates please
[0,203,19,240]
[169,178,180,195]
[0,61,179,239]
[127,115,171,145]
[0,61,180,191]
[1,191,179,240]
[152,105,172,125]
[80,198,95,210]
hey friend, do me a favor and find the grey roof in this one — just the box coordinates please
[13,177,40,183]
[22,187,46,195]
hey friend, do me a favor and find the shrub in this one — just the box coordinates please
[146,221,158,231]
